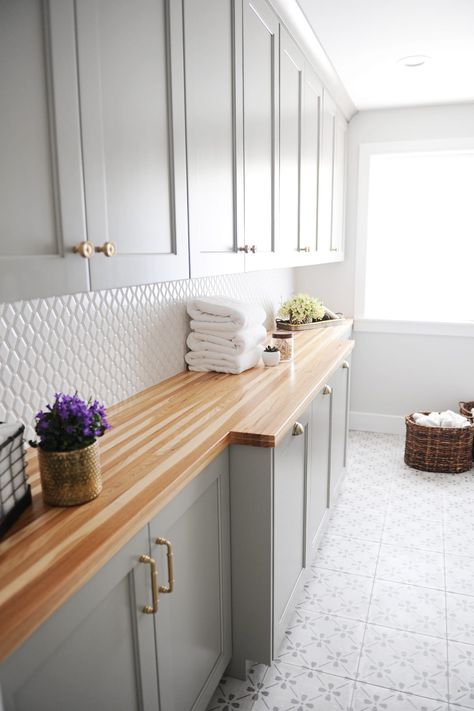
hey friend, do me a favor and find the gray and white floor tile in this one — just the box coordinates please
[207,431,474,711]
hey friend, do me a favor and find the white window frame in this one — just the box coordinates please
[354,136,474,337]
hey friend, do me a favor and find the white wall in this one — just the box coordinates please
[296,103,474,432]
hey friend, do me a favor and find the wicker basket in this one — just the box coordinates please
[459,401,474,421]
[404,413,474,474]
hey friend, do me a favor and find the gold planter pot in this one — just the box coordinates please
[38,440,102,506]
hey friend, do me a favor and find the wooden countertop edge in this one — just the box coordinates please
[0,324,354,661]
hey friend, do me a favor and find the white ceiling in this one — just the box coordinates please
[296,0,474,110]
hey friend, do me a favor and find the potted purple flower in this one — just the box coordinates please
[31,393,111,506]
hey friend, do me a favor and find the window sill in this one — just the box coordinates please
[354,319,474,338]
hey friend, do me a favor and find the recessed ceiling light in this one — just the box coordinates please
[397,54,431,68]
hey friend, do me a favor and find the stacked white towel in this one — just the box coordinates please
[413,410,471,428]
[185,297,266,374]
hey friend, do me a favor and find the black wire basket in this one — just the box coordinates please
[0,422,32,538]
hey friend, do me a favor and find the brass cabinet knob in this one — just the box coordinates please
[73,240,94,259]
[342,360,350,370]
[292,422,305,436]
[323,384,332,396]
[238,245,249,253]
[298,246,311,253]
[249,245,257,253]
[95,241,116,257]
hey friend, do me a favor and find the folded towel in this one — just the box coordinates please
[185,346,263,374]
[413,410,471,428]
[187,297,266,331]
[186,325,267,355]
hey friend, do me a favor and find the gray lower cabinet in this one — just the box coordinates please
[228,408,311,678]
[329,356,351,505]
[306,387,332,558]
[149,450,231,711]
[0,526,159,711]
[0,451,231,711]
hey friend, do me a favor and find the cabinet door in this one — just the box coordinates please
[318,91,347,260]
[329,357,351,505]
[0,527,159,711]
[242,0,280,270]
[299,64,323,260]
[150,451,231,711]
[76,0,189,290]
[306,387,331,559]
[331,112,348,256]
[0,0,89,303]
[186,0,245,277]
[279,28,304,262]
[273,410,309,654]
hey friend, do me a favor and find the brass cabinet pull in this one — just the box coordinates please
[323,384,332,396]
[156,537,175,594]
[73,240,94,259]
[342,360,350,370]
[292,422,305,436]
[139,554,159,614]
[95,241,116,257]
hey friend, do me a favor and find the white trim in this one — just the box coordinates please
[350,411,405,435]
[354,319,474,338]
[354,137,474,323]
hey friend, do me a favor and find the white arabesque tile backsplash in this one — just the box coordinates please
[0,269,295,439]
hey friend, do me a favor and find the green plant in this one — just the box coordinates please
[264,345,279,352]
[279,293,325,324]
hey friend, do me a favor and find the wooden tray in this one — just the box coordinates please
[275,317,347,331]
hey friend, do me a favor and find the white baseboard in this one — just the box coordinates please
[349,411,405,435]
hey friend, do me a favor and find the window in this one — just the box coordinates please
[358,145,474,324]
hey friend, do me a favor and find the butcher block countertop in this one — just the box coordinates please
[0,322,353,661]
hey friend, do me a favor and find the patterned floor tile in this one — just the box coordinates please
[382,515,444,553]
[389,495,443,521]
[448,641,474,708]
[295,568,373,621]
[445,554,474,596]
[351,682,449,710]
[368,580,446,638]
[357,625,448,701]
[207,663,268,710]
[277,609,365,678]
[313,535,380,577]
[325,507,384,542]
[443,522,474,556]
[251,662,354,711]
[447,593,474,644]
[376,544,445,589]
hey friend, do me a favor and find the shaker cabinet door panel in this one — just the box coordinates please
[186,0,245,277]
[150,451,231,711]
[279,28,304,261]
[331,114,348,256]
[306,388,331,557]
[0,0,89,302]
[76,0,189,289]
[242,0,280,270]
[0,527,159,711]
[273,410,308,653]
[299,65,323,260]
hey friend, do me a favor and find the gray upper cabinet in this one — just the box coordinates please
[318,91,347,259]
[76,0,189,289]
[150,450,231,711]
[0,0,89,303]
[278,28,304,261]
[242,0,281,270]
[0,526,159,711]
[299,64,323,260]
[186,0,245,277]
